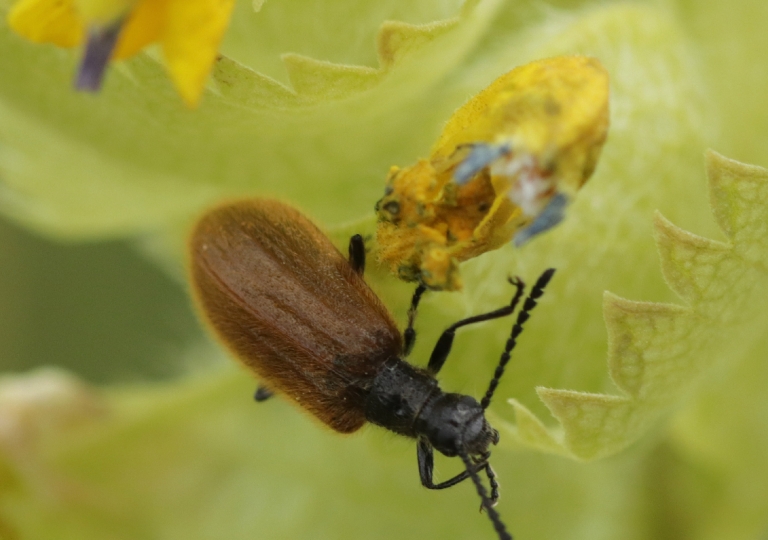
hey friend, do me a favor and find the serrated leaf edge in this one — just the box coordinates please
[244,0,499,101]
[502,150,768,461]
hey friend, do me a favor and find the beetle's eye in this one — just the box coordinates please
[435,430,453,448]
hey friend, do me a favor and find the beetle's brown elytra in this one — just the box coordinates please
[189,198,555,540]
[190,199,400,433]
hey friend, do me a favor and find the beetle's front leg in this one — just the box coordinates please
[418,439,478,490]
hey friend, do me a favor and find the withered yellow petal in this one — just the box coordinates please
[7,0,84,48]
[162,0,236,107]
[433,55,609,194]
[376,56,610,290]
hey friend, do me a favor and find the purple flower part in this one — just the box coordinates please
[453,143,511,184]
[513,192,569,247]
[75,20,124,92]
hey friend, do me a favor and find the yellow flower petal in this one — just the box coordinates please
[7,0,84,48]
[113,0,169,60]
[8,0,236,107]
[162,0,236,107]
[73,0,135,26]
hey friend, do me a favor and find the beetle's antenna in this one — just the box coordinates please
[481,269,556,410]
[458,451,512,540]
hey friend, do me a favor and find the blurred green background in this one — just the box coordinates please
[0,215,199,383]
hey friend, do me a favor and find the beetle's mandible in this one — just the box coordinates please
[189,199,555,540]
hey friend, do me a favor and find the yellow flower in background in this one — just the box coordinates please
[7,0,236,106]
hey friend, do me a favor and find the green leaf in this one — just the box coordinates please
[498,152,768,460]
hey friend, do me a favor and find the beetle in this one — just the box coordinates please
[189,198,555,540]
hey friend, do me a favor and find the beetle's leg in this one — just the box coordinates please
[254,386,274,402]
[427,277,526,375]
[483,462,500,507]
[417,439,484,489]
[348,234,366,275]
[467,453,500,510]
[403,284,427,356]
[459,452,512,540]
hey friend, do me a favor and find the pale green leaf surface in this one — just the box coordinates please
[670,0,768,168]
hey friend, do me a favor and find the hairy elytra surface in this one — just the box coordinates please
[189,198,401,432]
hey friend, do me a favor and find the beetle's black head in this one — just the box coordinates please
[419,393,499,457]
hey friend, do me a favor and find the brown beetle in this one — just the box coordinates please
[189,199,554,540]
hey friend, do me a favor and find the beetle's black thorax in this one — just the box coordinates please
[364,358,438,438]
[364,358,497,457]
